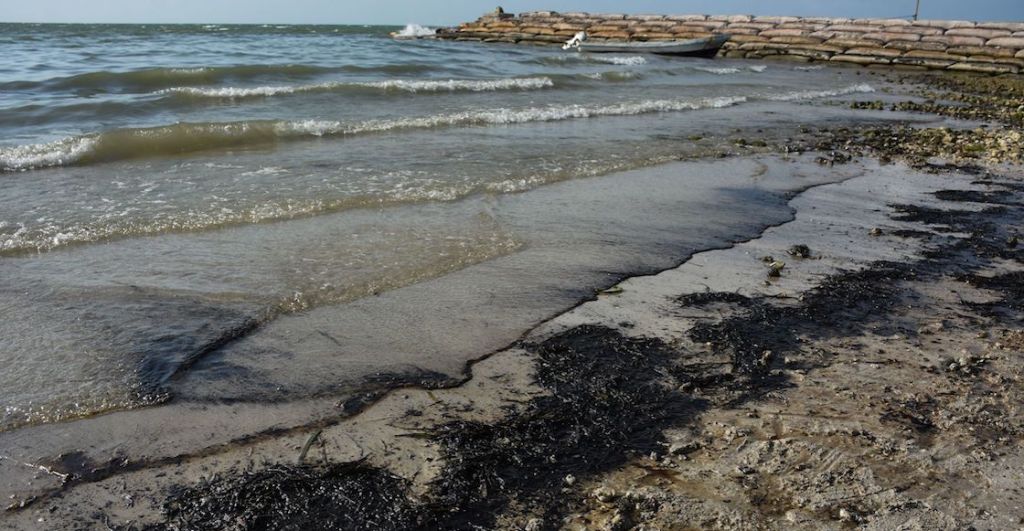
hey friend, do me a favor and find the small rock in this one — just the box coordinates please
[766,261,786,278]
[787,244,811,258]
[918,321,946,335]
[592,486,618,503]
[835,507,860,523]
[667,441,701,456]
[563,474,576,486]
[609,512,628,530]
[869,228,884,236]
[735,465,756,475]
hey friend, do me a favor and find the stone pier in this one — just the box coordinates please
[438,10,1024,74]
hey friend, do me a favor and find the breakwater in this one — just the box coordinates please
[439,10,1024,74]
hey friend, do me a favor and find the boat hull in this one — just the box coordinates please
[578,35,731,57]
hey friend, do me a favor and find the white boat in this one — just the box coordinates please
[564,32,731,58]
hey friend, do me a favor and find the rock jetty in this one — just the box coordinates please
[439,9,1024,74]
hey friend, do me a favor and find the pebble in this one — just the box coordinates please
[735,465,756,476]
[592,486,618,503]
[668,442,698,455]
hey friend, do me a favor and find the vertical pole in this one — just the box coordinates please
[914,0,921,21]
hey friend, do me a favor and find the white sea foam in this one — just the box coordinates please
[766,83,875,102]
[394,24,436,38]
[159,77,555,98]
[0,137,98,172]
[240,166,290,177]
[694,65,768,75]
[695,66,741,75]
[1,85,869,173]
[278,95,749,138]
[582,71,641,81]
[589,55,648,66]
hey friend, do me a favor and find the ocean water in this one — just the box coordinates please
[0,23,878,431]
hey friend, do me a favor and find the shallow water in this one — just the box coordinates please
[0,23,881,430]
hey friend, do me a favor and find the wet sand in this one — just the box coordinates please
[2,72,1024,530]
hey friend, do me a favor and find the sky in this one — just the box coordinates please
[1,0,1022,25]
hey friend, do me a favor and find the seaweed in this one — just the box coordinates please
[421,326,704,529]
[890,229,934,239]
[880,397,938,435]
[890,203,1005,229]
[689,263,918,375]
[932,189,1018,206]
[958,271,1024,315]
[154,463,417,531]
[146,326,712,531]
[138,180,1024,530]
[676,291,753,307]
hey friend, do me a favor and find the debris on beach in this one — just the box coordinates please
[787,244,811,259]
[87,162,1024,531]
[157,463,418,530]
[765,261,786,278]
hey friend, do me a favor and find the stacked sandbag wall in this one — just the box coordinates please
[437,11,1024,74]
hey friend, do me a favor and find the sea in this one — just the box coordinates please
[0,23,879,434]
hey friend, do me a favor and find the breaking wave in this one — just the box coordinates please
[159,77,556,99]
[765,83,875,102]
[1,63,440,93]
[0,84,874,172]
[0,96,744,171]
[393,23,436,38]
[693,64,767,75]
[534,54,648,66]
[588,55,648,66]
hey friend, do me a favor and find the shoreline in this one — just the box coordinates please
[2,71,1024,529]
[7,153,1021,530]
[0,96,924,438]
[0,153,870,506]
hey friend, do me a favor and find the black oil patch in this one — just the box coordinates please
[689,262,919,375]
[155,463,416,531]
[422,326,704,529]
[677,291,753,307]
[131,179,1024,530]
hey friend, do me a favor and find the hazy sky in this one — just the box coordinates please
[1,0,1022,25]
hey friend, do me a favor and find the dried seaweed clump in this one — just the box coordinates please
[153,463,417,531]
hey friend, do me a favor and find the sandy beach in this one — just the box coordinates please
[0,68,1021,530]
